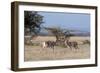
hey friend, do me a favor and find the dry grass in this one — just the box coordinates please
[24,36,90,61]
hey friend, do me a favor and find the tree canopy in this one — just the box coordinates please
[24,11,44,35]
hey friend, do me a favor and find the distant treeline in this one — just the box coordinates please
[38,32,90,36]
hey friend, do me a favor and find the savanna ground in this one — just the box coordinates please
[24,36,90,61]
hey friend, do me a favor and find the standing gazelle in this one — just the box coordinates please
[65,40,79,50]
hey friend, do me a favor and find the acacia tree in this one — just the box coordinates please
[44,27,73,42]
[24,11,44,36]
[44,27,63,41]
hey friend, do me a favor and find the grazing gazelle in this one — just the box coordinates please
[82,40,90,45]
[46,41,56,49]
[41,41,56,50]
[65,40,79,50]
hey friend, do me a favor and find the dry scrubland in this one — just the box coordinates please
[24,36,90,61]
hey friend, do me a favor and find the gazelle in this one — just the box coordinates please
[65,40,79,50]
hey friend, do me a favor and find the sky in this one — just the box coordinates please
[38,11,90,32]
